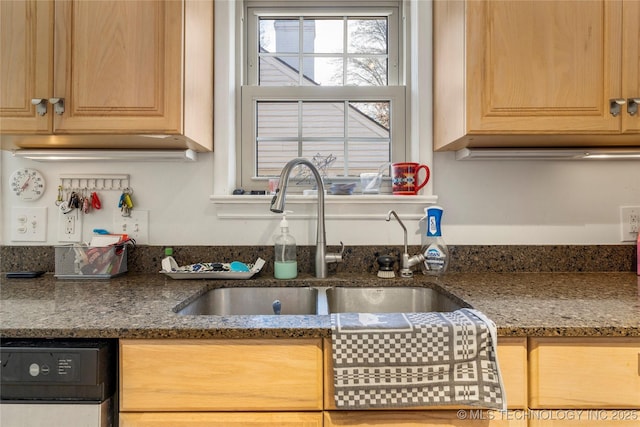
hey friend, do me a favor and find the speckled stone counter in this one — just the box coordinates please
[1,272,637,339]
[2,244,636,274]
[439,272,639,337]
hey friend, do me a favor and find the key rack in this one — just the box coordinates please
[59,174,130,192]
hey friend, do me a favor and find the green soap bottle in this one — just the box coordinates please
[274,212,297,279]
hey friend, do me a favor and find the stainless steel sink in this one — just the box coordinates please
[176,285,467,316]
[325,287,464,313]
[177,287,319,315]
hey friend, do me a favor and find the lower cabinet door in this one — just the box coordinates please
[528,410,640,426]
[120,412,323,427]
[324,410,527,427]
[120,339,323,411]
[529,337,640,408]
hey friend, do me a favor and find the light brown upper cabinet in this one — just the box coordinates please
[434,0,640,151]
[0,0,213,151]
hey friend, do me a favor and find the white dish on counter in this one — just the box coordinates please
[161,258,265,280]
[161,271,258,280]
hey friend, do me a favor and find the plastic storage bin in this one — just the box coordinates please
[55,244,127,279]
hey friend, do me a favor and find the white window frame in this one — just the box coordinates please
[211,0,435,212]
[245,6,401,86]
[239,1,408,192]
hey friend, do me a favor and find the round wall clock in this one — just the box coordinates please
[10,168,46,201]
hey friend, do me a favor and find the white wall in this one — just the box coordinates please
[2,1,639,248]
[2,150,639,246]
[436,153,640,245]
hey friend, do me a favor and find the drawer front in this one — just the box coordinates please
[121,412,323,427]
[324,337,527,409]
[120,339,323,411]
[528,410,640,426]
[529,338,640,408]
[324,410,526,426]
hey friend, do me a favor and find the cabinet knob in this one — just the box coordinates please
[627,98,640,116]
[48,98,65,115]
[609,98,626,117]
[30,98,48,116]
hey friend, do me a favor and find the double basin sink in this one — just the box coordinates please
[176,286,467,316]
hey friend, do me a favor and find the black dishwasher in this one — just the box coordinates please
[0,339,117,427]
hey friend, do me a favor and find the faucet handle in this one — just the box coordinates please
[326,241,344,264]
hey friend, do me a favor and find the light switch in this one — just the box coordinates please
[11,207,47,242]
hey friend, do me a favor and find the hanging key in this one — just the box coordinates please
[119,191,132,217]
[82,193,90,214]
[55,185,64,206]
[68,192,79,210]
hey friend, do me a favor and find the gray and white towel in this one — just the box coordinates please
[330,308,506,410]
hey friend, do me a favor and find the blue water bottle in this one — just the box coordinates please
[420,206,449,276]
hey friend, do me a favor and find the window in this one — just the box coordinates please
[240,1,405,192]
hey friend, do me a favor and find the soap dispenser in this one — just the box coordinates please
[274,211,297,279]
[420,206,449,276]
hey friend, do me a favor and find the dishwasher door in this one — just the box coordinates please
[1,400,113,427]
[0,339,116,427]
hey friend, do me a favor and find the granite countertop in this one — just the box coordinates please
[1,272,638,339]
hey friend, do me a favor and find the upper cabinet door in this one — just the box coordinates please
[0,0,53,133]
[622,0,640,133]
[433,0,640,151]
[53,0,182,134]
[466,0,621,134]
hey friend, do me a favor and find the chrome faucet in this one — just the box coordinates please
[270,158,344,278]
[386,210,425,278]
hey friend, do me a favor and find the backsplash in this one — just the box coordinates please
[1,245,636,274]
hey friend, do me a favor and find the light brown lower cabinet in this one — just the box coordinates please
[120,337,529,425]
[324,410,526,426]
[121,336,639,426]
[119,412,322,427]
[488,337,528,409]
[529,337,640,409]
[119,339,323,412]
[527,410,640,427]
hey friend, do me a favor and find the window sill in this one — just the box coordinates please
[210,194,438,219]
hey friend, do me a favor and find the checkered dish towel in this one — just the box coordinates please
[330,308,506,410]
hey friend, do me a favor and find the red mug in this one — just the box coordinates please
[391,162,430,195]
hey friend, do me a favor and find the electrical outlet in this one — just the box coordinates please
[11,207,47,242]
[113,209,149,244]
[620,206,640,242]
[58,208,82,242]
